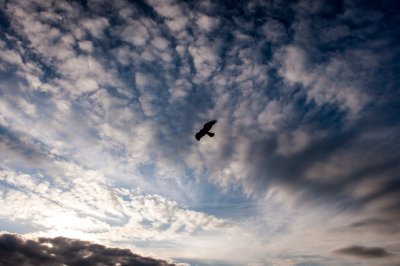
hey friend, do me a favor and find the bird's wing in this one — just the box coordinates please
[195,131,204,141]
[203,120,217,130]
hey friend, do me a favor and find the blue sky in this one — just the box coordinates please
[0,0,400,265]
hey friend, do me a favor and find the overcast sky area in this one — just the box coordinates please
[0,0,400,265]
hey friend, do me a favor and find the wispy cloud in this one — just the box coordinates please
[0,0,399,265]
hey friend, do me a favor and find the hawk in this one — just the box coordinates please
[195,120,217,141]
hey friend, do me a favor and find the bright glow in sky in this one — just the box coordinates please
[1,0,400,265]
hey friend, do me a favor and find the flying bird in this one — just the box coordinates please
[195,120,217,141]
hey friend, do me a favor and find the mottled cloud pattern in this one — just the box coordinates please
[0,0,399,265]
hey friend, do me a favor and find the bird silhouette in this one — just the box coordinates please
[195,120,217,141]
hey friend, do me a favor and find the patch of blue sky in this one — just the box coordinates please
[0,218,44,235]
[188,175,261,220]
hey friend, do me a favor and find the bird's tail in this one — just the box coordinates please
[207,132,214,137]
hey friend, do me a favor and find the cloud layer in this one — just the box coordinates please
[0,0,399,265]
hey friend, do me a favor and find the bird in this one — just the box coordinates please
[195,120,217,141]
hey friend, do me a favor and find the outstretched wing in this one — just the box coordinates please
[203,120,217,131]
[195,131,205,141]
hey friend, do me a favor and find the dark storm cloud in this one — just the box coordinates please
[333,245,392,259]
[0,233,175,266]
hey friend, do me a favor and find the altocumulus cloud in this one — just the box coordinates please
[0,0,400,265]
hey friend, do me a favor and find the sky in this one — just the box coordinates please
[0,0,400,265]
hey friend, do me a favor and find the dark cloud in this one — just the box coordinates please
[333,245,393,259]
[245,115,400,203]
[295,263,323,266]
[0,233,175,266]
[0,125,52,169]
[232,0,400,220]
[346,217,400,234]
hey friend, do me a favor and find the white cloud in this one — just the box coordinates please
[76,77,99,93]
[146,0,182,18]
[277,45,370,118]
[165,16,189,33]
[168,78,191,102]
[152,36,169,50]
[146,0,190,33]
[257,100,287,132]
[196,14,218,32]
[277,128,311,156]
[1,0,399,265]
[0,46,23,67]
[120,20,149,47]
[189,42,219,82]
[278,45,314,86]
[0,165,233,260]
[81,17,109,38]
[78,40,94,53]
[261,19,287,43]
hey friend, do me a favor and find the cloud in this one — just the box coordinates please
[119,19,150,47]
[333,245,392,259]
[0,233,175,266]
[81,17,109,39]
[346,217,400,235]
[146,0,190,33]
[0,163,229,241]
[0,0,400,265]
[195,14,219,32]
[188,0,400,213]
